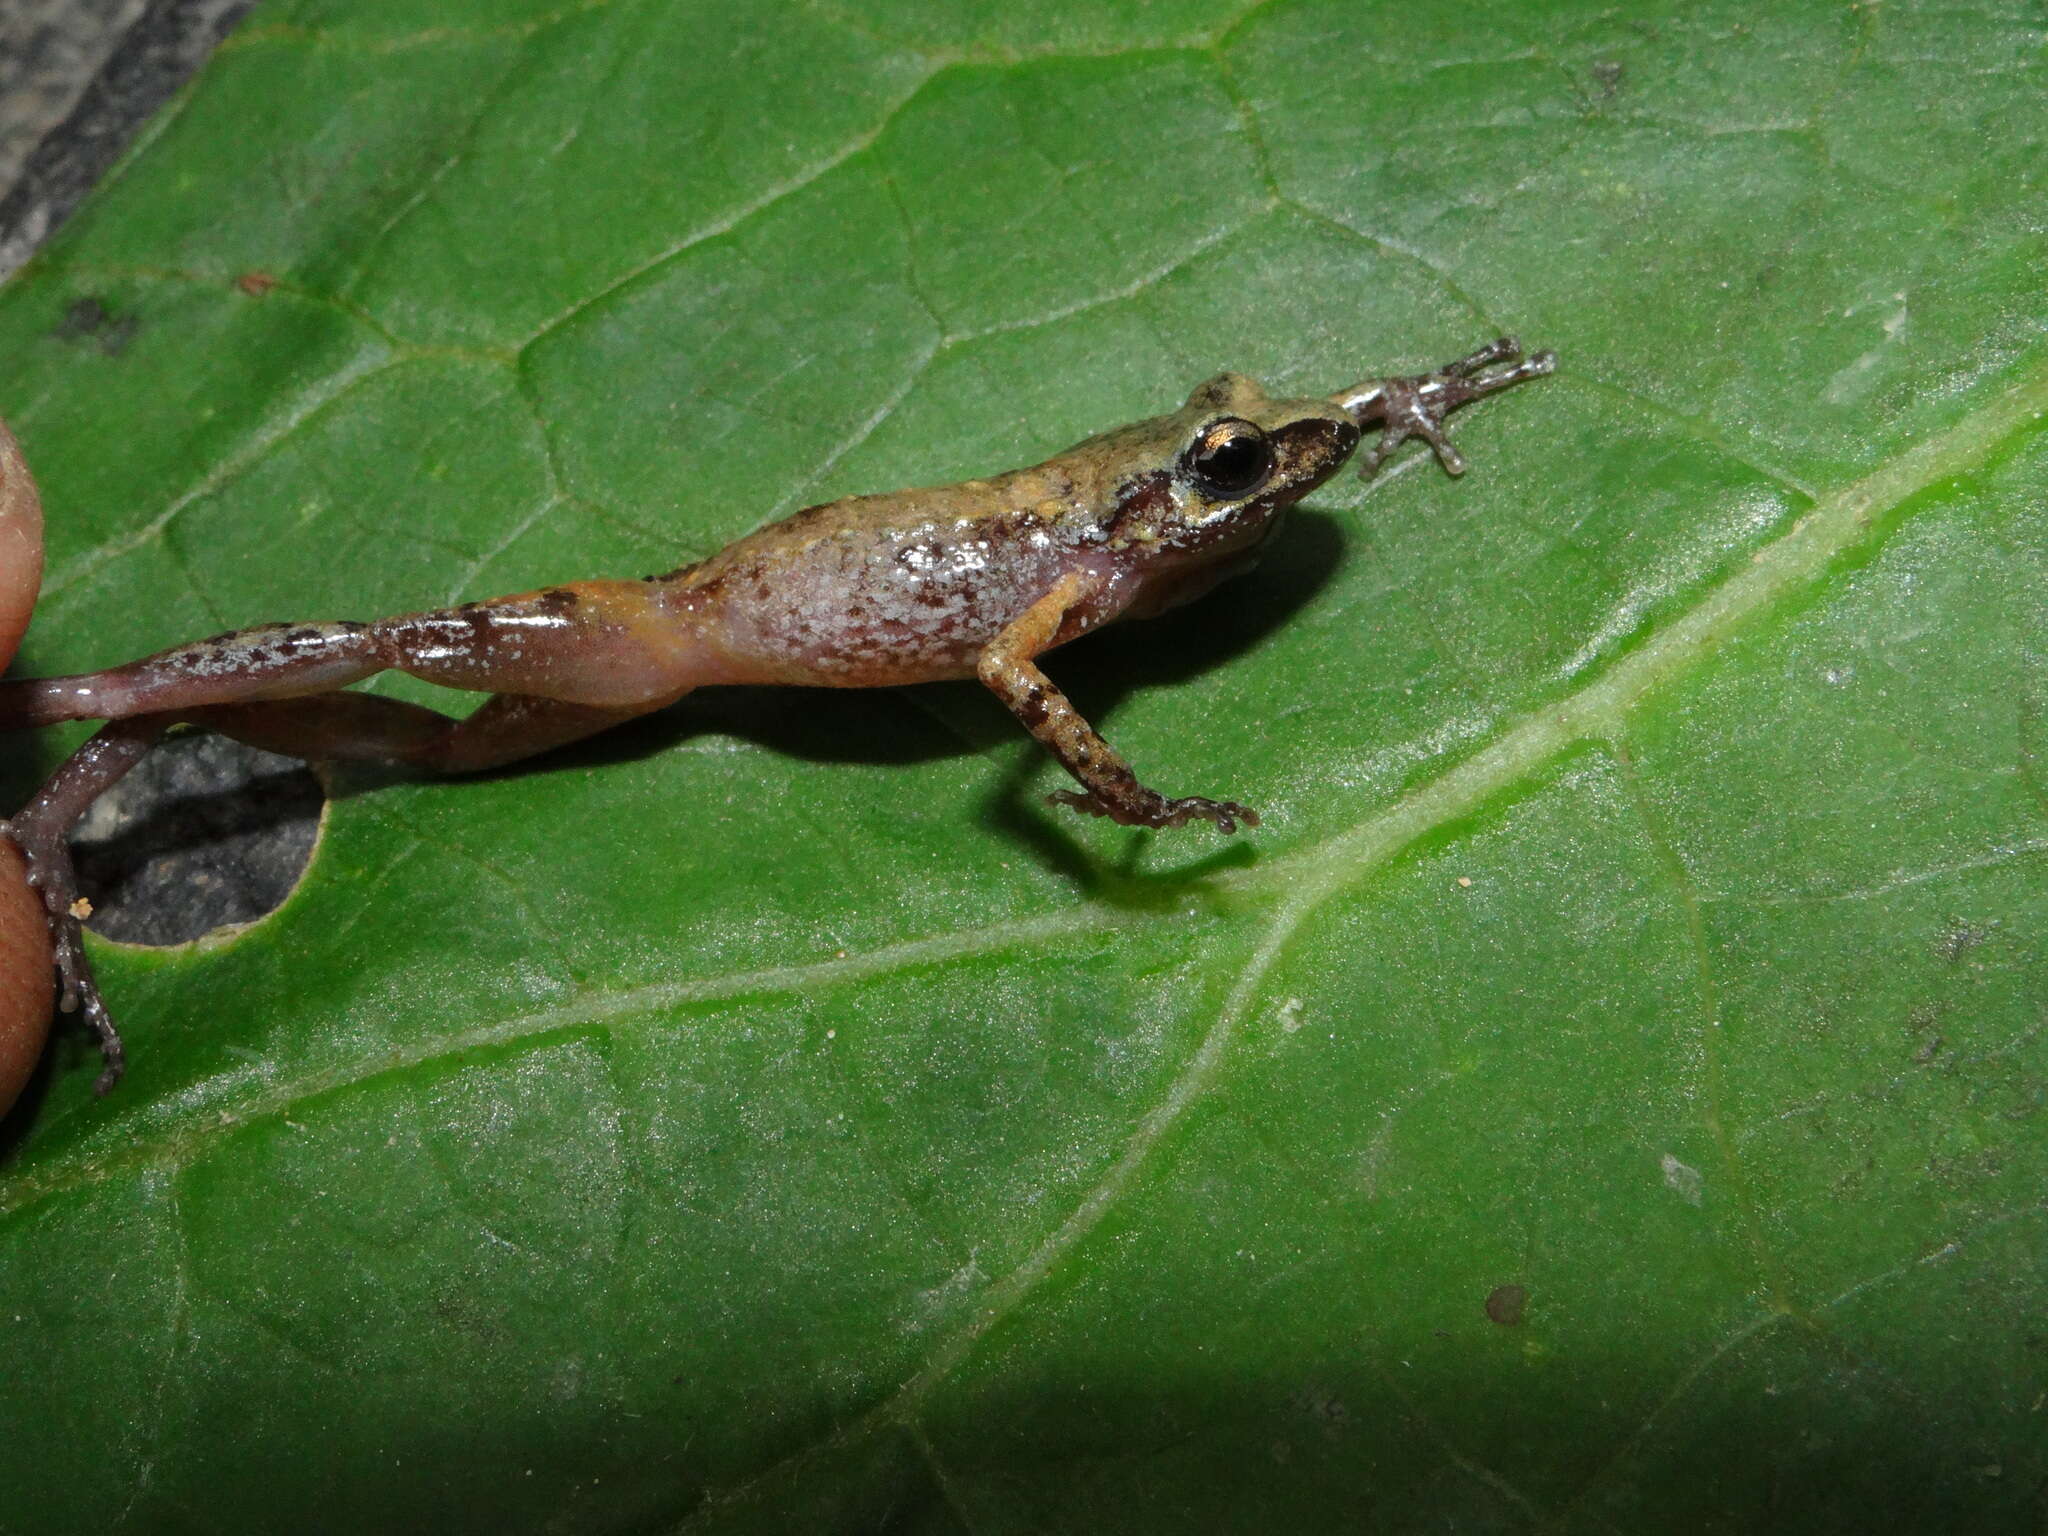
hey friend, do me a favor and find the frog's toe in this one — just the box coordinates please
[7,818,125,1092]
[1441,335,1525,378]
[1159,795,1260,834]
[54,924,123,1094]
[1363,413,1464,479]
[1346,338,1557,479]
[1045,787,1259,833]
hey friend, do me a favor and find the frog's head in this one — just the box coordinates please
[1100,372,1360,563]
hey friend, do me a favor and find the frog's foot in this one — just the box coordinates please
[0,816,123,1093]
[1048,787,1261,834]
[0,717,167,1092]
[1334,336,1557,478]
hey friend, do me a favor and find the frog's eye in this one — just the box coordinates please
[1183,418,1274,499]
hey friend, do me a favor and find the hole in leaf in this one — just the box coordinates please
[69,732,323,946]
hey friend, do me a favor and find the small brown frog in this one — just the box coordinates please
[1,337,1553,1087]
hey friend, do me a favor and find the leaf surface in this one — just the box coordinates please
[1,1,2044,1530]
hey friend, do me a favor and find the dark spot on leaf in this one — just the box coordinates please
[1591,59,1624,96]
[1935,916,1993,963]
[1287,1384,1349,1436]
[53,296,140,356]
[1485,1283,1527,1326]
[236,271,278,297]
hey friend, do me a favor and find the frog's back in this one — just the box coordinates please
[661,458,1123,687]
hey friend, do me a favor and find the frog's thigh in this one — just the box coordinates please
[0,581,694,729]
[374,580,693,705]
[194,689,682,774]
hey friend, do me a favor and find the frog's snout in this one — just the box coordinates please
[1275,413,1361,483]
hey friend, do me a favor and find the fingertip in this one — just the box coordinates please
[0,416,43,665]
[0,839,52,1118]
[0,415,51,1118]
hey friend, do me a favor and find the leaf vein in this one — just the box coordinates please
[0,900,1147,1222]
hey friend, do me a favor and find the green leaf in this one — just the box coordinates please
[3,0,2045,1529]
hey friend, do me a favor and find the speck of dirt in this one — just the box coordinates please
[1904,1001,1952,1067]
[235,271,278,296]
[1485,1283,1528,1327]
[1591,59,1624,96]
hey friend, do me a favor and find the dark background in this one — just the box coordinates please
[0,0,255,279]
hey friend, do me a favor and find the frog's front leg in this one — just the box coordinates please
[978,570,1258,834]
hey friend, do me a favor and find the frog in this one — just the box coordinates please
[0,336,1554,1089]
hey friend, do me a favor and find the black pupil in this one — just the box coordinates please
[1190,424,1272,496]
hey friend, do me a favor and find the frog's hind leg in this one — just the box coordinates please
[1,717,170,1093]
[5,689,683,1091]
[0,621,385,729]
[1333,336,1557,478]
[0,580,697,730]
[189,687,685,774]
